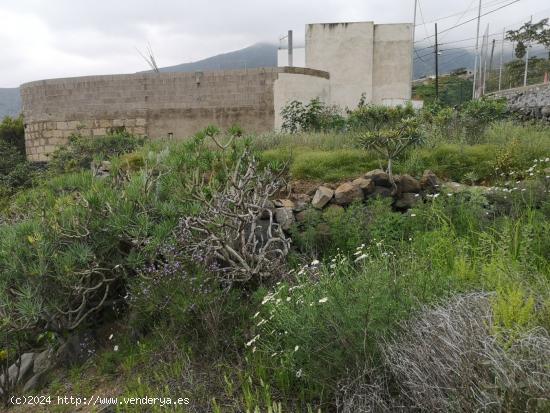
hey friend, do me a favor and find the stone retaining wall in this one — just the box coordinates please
[489,82,550,121]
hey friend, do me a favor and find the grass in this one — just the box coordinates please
[257,121,550,184]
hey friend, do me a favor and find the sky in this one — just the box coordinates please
[0,0,549,87]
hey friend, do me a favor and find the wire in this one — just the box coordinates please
[417,0,512,26]
[417,0,431,39]
[414,0,521,43]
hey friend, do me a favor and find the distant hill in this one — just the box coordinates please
[156,42,278,73]
[0,88,21,119]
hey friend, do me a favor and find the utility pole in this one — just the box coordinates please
[288,30,293,67]
[498,27,505,91]
[435,23,439,100]
[411,0,418,99]
[486,38,496,94]
[523,15,532,87]
[472,0,482,99]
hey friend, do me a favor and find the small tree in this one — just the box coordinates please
[358,117,423,189]
[506,18,550,59]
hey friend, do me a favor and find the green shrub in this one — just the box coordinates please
[281,98,345,133]
[48,131,146,173]
[459,98,508,144]
[347,102,415,131]
[0,115,25,155]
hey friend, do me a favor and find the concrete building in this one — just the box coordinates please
[21,21,412,161]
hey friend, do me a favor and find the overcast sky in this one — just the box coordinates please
[1,0,549,87]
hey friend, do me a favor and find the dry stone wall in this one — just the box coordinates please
[21,67,329,161]
[489,82,550,121]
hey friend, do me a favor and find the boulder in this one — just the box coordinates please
[290,193,312,212]
[394,193,420,210]
[1,353,36,387]
[442,181,469,193]
[334,182,363,205]
[368,186,392,199]
[419,170,441,193]
[273,199,295,209]
[352,177,375,195]
[275,207,295,231]
[396,174,421,193]
[312,186,334,209]
[33,349,53,374]
[541,105,550,118]
[365,169,391,187]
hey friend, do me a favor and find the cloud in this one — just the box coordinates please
[0,0,547,86]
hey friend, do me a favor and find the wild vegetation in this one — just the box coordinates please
[1,98,550,412]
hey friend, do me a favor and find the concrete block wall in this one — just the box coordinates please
[306,22,375,109]
[273,68,330,130]
[305,21,412,109]
[372,23,413,104]
[21,68,329,161]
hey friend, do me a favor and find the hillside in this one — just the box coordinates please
[156,42,278,73]
[0,88,21,119]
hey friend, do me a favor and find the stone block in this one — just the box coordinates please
[312,186,334,209]
[334,182,363,205]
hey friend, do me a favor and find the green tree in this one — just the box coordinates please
[0,115,25,155]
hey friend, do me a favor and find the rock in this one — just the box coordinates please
[419,170,441,193]
[352,177,375,194]
[396,174,420,193]
[394,193,420,210]
[365,169,391,187]
[2,353,36,387]
[312,186,334,209]
[334,182,363,205]
[33,349,53,374]
[541,105,550,118]
[273,199,295,209]
[290,194,312,212]
[442,182,468,193]
[368,186,392,199]
[275,207,295,231]
[23,371,47,392]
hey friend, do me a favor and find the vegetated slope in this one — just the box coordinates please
[156,42,278,73]
[0,88,21,119]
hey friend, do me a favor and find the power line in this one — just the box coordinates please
[417,0,512,26]
[414,0,521,43]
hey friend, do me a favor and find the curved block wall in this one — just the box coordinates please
[21,67,329,161]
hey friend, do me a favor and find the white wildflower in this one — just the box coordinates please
[354,254,368,263]
[296,369,303,378]
[246,334,260,347]
[318,297,329,303]
[108,334,114,340]
[294,345,300,352]
[113,345,119,352]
